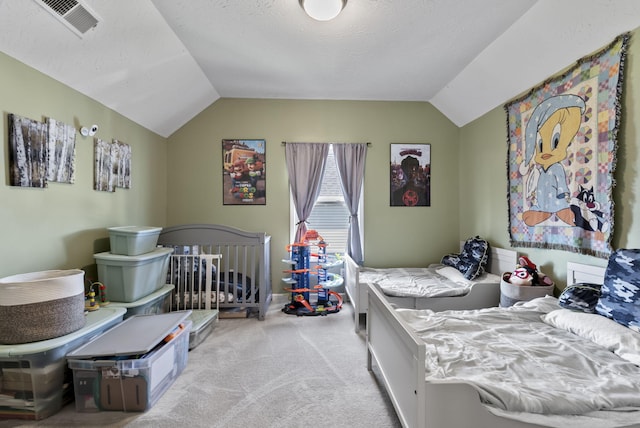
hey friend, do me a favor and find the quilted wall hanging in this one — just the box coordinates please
[505,33,629,259]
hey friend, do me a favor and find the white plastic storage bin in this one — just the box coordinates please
[0,307,126,420]
[500,274,555,307]
[94,247,174,303]
[108,284,174,319]
[108,226,162,256]
[67,311,192,413]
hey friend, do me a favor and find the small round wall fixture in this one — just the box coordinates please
[80,124,99,137]
[299,0,347,21]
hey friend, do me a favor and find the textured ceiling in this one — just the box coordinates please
[0,0,639,137]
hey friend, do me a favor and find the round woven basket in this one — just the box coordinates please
[0,270,86,344]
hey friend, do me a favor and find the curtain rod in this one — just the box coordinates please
[281,142,371,146]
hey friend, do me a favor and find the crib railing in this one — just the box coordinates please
[167,254,221,312]
[157,223,272,320]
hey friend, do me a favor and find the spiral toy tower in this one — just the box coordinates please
[281,230,343,316]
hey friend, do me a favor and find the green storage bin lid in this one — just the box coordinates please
[94,246,174,262]
[108,226,162,235]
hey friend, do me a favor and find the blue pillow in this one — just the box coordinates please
[558,283,601,313]
[441,236,489,281]
[595,249,640,332]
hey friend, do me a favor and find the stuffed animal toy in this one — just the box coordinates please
[508,256,553,286]
[509,266,537,286]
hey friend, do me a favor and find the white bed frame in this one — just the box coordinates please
[345,244,517,332]
[366,261,612,428]
[566,261,608,285]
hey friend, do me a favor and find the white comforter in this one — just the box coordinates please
[396,297,640,415]
[360,265,498,298]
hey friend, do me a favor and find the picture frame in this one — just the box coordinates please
[222,139,266,205]
[390,143,431,206]
[8,113,48,188]
[94,139,131,192]
[46,118,77,184]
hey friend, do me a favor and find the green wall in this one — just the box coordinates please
[0,52,167,278]
[167,99,461,292]
[459,30,640,288]
[0,51,462,293]
[4,28,639,294]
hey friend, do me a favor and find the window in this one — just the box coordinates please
[290,144,363,256]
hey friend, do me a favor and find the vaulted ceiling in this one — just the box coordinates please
[1,0,639,137]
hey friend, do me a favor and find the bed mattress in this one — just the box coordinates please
[360,264,500,298]
[397,296,640,415]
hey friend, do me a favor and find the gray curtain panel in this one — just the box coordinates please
[285,143,329,242]
[333,143,367,264]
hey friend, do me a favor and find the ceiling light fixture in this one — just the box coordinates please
[299,0,347,21]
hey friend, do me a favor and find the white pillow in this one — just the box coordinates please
[515,295,560,313]
[479,272,501,283]
[541,308,640,366]
[435,266,472,286]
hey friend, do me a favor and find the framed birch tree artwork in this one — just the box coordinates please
[94,138,114,192]
[8,114,77,188]
[94,139,132,192]
[111,139,132,189]
[46,118,77,184]
[8,113,48,188]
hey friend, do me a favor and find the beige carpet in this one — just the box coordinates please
[0,295,401,428]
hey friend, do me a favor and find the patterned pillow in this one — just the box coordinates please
[441,236,489,281]
[558,283,601,313]
[595,249,640,332]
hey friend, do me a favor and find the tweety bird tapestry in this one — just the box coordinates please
[505,33,629,259]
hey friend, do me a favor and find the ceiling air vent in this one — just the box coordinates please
[34,0,100,38]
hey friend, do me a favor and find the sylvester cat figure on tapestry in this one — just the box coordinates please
[570,185,609,233]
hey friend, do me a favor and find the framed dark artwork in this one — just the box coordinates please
[222,139,266,205]
[390,143,431,207]
[505,33,628,258]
